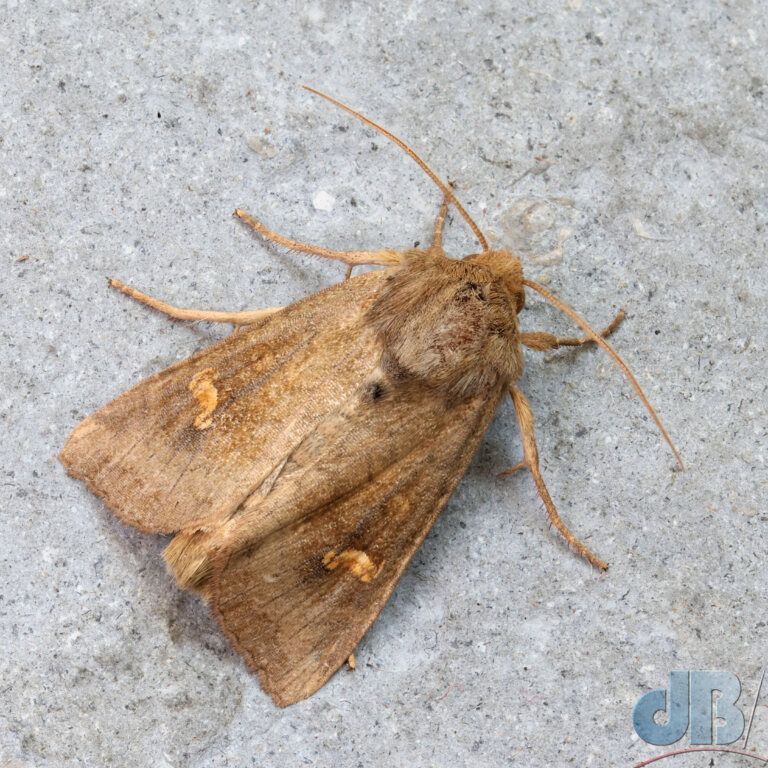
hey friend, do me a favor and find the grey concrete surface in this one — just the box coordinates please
[1,1,766,766]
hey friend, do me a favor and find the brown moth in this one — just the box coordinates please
[60,87,683,707]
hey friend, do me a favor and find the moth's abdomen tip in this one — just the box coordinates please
[164,528,219,592]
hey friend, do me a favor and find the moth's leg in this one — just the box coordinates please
[497,460,526,477]
[507,384,608,571]
[521,309,625,351]
[234,209,403,267]
[431,192,452,250]
[109,279,282,324]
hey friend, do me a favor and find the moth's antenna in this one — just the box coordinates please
[303,85,489,253]
[523,278,684,469]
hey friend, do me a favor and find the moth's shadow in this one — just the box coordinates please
[359,401,521,651]
[96,505,230,660]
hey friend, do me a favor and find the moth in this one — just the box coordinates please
[60,87,682,707]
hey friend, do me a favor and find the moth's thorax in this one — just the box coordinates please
[464,249,525,313]
[367,249,524,399]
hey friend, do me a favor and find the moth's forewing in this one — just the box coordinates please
[59,271,387,534]
[208,384,503,707]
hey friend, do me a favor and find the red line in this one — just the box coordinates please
[632,746,768,767]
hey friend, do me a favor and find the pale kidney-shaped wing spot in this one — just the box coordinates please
[323,549,381,583]
[188,367,219,430]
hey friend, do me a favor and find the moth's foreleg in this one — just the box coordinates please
[109,278,282,324]
[508,384,608,571]
[431,192,452,250]
[234,208,403,268]
[520,309,625,352]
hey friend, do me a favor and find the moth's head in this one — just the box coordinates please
[464,249,525,314]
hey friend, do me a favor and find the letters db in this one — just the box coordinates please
[633,671,745,746]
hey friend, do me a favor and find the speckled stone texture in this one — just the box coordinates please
[1,1,766,766]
